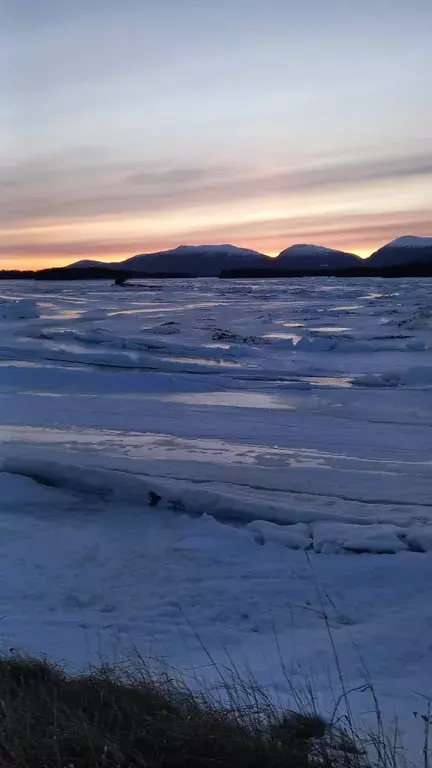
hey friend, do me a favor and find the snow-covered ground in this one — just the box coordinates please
[0,277,431,754]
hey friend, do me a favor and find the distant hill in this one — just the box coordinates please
[276,244,361,271]
[68,244,269,277]
[65,237,432,278]
[368,235,432,268]
[2,234,431,281]
[67,260,107,269]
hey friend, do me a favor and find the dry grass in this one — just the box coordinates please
[0,654,366,768]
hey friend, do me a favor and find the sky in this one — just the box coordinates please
[1,0,432,269]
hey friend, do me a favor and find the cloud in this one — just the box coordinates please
[127,167,217,186]
[1,147,431,228]
[1,145,431,268]
[209,210,432,255]
[1,207,430,263]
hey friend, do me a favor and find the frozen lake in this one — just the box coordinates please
[0,277,431,751]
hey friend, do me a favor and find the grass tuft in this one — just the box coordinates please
[0,653,368,768]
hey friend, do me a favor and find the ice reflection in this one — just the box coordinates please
[163,392,297,409]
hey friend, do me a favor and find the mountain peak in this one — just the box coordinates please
[277,243,360,270]
[121,243,268,276]
[370,234,432,267]
[68,259,106,269]
[387,235,432,248]
[169,243,261,256]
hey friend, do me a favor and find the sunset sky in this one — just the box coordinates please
[2,0,431,269]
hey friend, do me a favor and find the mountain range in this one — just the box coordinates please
[70,245,268,277]
[67,236,432,277]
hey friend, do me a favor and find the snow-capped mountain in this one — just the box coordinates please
[369,236,432,267]
[68,260,107,269]
[65,236,432,276]
[69,245,269,277]
[275,244,361,270]
[121,244,268,276]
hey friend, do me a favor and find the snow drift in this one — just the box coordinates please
[3,457,432,554]
[0,299,39,320]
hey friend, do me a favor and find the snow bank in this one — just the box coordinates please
[295,336,338,352]
[404,527,432,552]
[2,456,316,525]
[0,299,39,320]
[0,472,72,505]
[352,372,402,388]
[353,366,432,388]
[247,520,419,554]
[3,459,431,556]
[311,522,408,554]
[246,520,312,549]
[405,338,427,351]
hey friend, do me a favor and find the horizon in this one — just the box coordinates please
[3,234,432,272]
[2,1,431,270]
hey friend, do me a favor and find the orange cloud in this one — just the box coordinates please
[2,207,431,269]
[1,148,431,268]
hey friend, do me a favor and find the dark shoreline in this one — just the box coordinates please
[219,263,432,278]
[1,264,432,280]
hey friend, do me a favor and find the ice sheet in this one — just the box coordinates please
[0,277,431,754]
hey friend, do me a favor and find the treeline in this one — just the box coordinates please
[36,267,193,280]
[220,262,432,279]
[0,270,37,279]
[0,267,191,281]
[1,263,432,280]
